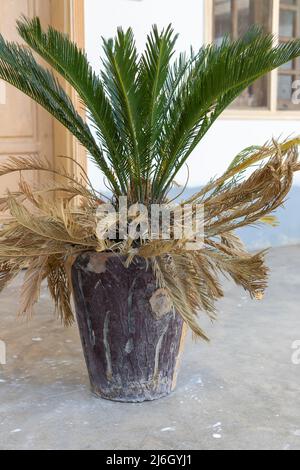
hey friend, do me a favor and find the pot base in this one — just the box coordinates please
[91,383,173,403]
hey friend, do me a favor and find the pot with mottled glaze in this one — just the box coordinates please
[71,252,187,402]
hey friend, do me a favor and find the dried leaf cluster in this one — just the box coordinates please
[0,138,299,338]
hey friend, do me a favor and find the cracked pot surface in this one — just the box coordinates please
[72,252,186,402]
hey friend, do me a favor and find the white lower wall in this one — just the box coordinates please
[84,0,300,191]
[185,119,300,187]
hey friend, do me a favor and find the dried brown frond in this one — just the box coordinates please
[47,256,74,326]
[0,259,26,293]
[201,142,297,238]
[208,248,268,298]
[0,157,105,322]
[19,255,49,319]
[0,139,299,338]
[184,138,300,205]
[153,255,210,340]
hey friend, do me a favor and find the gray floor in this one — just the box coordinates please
[0,245,300,450]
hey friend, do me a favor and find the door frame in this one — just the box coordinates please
[0,0,86,226]
[51,0,87,178]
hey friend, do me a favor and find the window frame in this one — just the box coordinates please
[204,0,300,119]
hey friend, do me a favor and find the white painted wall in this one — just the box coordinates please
[84,0,300,191]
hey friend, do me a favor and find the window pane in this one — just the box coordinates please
[278,75,300,110]
[234,76,269,108]
[214,0,231,43]
[238,0,251,36]
[278,75,293,101]
[278,0,300,109]
[280,59,294,70]
[280,0,297,5]
[212,0,271,109]
[279,10,297,37]
[214,0,271,40]
[237,0,271,36]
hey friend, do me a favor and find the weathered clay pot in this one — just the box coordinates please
[71,252,186,402]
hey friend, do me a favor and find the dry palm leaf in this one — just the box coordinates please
[1,19,300,337]
[47,256,74,326]
[19,255,49,319]
[0,138,299,337]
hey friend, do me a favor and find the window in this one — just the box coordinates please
[208,0,300,113]
[278,0,300,109]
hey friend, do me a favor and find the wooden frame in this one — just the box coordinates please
[51,0,87,177]
[0,0,86,226]
[204,0,300,119]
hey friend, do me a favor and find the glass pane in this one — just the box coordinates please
[280,0,297,5]
[278,75,293,101]
[237,0,271,36]
[214,0,272,39]
[280,1,300,110]
[238,0,251,36]
[281,59,294,70]
[214,0,231,43]
[279,10,297,37]
[278,74,300,110]
[232,75,269,108]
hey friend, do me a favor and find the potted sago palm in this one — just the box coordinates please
[0,18,300,402]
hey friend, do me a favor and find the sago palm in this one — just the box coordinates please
[0,17,300,342]
[0,18,299,202]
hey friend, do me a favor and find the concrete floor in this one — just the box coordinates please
[0,245,300,450]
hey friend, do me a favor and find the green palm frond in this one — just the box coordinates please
[0,35,121,194]
[153,27,300,199]
[0,37,93,154]
[101,28,142,197]
[138,25,177,188]
[16,16,124,193]
[0,19,299,205]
